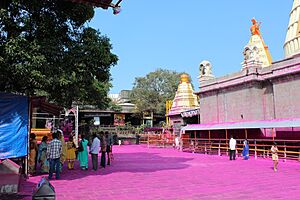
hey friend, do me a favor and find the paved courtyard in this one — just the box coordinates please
[19,145,300,200]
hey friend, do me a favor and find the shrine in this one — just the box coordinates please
[167,74,199,136]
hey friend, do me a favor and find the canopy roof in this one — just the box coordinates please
[182,118,300,131]
[31,96,63,116]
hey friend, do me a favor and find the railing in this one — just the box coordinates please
[181,138,300,161]
[140,133,175,148]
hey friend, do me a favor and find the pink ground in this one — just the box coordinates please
[20,145,300,200]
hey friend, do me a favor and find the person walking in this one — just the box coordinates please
[66,135,76,170]
[47,132,62,180]
[78,134,89,170]
[229,135,237,160]
[271,142,279,172]
[90,133,101,171]
[38,136,49,173]
[242,139,250,160]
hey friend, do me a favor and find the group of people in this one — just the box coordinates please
[77,131,114,171]
[229,135,279,171]
[29,130,114,180]
[229,136,250,161]
[29,131,64,179]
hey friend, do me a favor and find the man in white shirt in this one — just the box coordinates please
[229,135,237,160]
[90,133,101,171]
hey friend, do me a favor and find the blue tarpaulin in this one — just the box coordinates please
[0,93,29,159]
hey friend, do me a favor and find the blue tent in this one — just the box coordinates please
[0,93,29,159]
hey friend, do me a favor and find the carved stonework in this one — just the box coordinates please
[198,60,215,84]
[199,60,213,77]
[241,44,262,69]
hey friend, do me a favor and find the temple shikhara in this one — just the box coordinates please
[167,74,199,135]
[242,18,272,69]
[284,0,300,58]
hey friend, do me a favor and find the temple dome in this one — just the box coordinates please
[168,73,199,116]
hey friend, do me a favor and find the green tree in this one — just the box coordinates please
[130,68,188,115]
[0,0,118,108]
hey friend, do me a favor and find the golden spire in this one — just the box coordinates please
[168,73,199,116]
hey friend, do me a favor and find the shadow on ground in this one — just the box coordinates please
[56,152,194,181]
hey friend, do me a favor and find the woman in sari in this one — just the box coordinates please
[242,139,249,160]
[29,133,38,175]
[38,136,49,173]
[78,134,89,170]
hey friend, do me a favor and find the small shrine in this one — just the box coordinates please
[242,18,272,69]
[198,60,215,85]
[168,74,199,135]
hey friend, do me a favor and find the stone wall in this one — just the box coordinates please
[273,74,300,119]
[197,56,300,124]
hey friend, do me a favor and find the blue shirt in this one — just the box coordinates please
[90,137,100,154]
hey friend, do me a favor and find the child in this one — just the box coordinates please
[271,142,279,172]
[66,135,76,170]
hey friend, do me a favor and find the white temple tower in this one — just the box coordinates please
[284,0,300,58]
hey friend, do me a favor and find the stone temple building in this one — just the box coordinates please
[196,3,300,125]
[181,1,300,159]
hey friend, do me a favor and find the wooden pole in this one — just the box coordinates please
[245,129,248,139]
[208,130,211,141]
[147,132,149,148]
[225,129,228,156]
[194,130,197,152]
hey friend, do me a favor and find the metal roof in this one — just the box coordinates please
[182,118,300,131]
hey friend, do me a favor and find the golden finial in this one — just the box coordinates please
[180,73,189,83]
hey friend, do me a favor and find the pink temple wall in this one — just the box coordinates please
[200,83,269,124]
[273,74,300,119]
[198,61,300,125]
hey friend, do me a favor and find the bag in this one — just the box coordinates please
[77,140,83,152]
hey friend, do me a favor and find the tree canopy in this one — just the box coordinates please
[130,68,189,115]
[0,0,118,108]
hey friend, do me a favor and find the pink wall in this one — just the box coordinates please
[273,74,300,119]
[198,57,300,124]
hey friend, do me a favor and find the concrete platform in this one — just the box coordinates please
[19,145,300,200]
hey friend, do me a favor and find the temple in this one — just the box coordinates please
[167,74,199,135]
[180,3,300,160]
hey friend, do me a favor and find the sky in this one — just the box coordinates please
[89,1,292,94]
